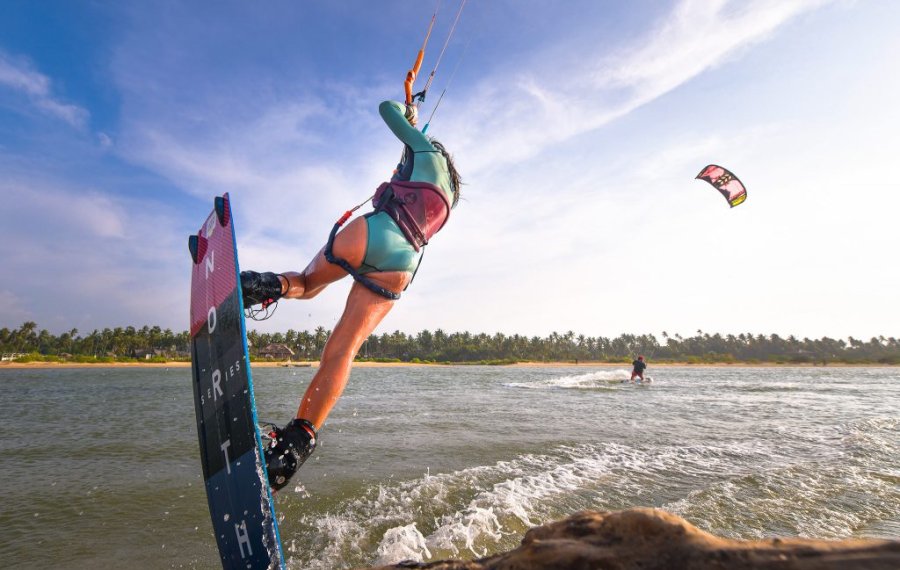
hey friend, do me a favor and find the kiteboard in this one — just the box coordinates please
[622,376,653,385]
[189,193,285,569]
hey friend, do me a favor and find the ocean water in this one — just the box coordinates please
[0,365,897,569]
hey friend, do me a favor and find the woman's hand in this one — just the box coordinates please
[404,103,418,127]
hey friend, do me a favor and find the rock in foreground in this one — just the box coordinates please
[364,508,900,570]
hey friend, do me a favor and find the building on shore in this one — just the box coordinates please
[258,343,295,361]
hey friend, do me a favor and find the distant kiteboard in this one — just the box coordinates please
[188,194,285,569]
[696,164,747,208]
[622,376,653,385]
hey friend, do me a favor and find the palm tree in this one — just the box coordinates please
[68,328,79,353]
[16,322,38,352]
[313,326,327,356]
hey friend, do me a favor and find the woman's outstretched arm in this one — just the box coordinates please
[379,100,433,152]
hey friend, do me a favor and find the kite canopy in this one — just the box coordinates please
[696,164,747,208]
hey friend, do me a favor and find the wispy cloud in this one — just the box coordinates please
[106,0,829,199]
[0,173,188,331]
[445,0,830,173]
[108,0,828,212]
[595,0,827,94]
[0,51,89,128]
[2,179,127,239]
[2,0,896,338]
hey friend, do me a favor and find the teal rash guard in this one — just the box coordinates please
[358,101,455,275]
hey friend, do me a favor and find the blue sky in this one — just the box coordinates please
[2,0,898,340]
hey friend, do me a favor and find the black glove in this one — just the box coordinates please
[240,271,284,307]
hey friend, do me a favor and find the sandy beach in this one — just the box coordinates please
[0,360,889,370]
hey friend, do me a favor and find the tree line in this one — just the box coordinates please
[2,322,899,364]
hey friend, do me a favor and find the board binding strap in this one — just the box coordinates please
[189,193,286,569]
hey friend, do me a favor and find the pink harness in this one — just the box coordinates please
[372,180,451,252]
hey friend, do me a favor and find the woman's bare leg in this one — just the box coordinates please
[297,270,411,429]
[265,215,411,428]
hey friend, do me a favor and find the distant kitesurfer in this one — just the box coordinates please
[631,355,647,382]
[240,100,461,491]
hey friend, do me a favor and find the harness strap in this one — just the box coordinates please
[324,220,401,301]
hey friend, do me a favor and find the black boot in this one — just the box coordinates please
[240,271,284,307]
[265,419,317,492]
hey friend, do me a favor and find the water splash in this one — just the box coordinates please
[287,440,786,567]
[504,370,631,390]
[374,523,431,564]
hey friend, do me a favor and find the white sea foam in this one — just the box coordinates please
[504,369,631,390]
[291,513,368,570]
[294,439,781,568]
[374,523,431,564]
[288,414,900,567]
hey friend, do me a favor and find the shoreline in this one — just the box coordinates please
[0,360,894,370]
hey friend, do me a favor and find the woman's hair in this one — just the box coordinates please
[428,137,461,207]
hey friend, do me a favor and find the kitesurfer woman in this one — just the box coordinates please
[240,100,460,491]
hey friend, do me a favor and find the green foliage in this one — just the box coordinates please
[71,355,100,363]
[467,358,519,365]
[2,321,900,365]
[15,353,61,363]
